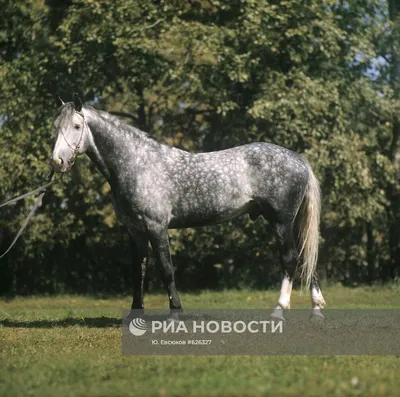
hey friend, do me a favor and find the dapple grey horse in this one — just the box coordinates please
[51,95,326,319]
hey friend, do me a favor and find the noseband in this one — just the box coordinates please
[58,110,86,170]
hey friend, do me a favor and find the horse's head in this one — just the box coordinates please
[51,94,89,173]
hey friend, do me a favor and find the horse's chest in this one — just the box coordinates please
[111,191,147,231]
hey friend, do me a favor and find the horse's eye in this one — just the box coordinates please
[74,124,80,130]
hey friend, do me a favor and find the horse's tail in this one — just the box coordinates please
[297,162,321,290]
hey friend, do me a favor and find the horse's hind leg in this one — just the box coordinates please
[270,221,298,321]
[310,273,326,317]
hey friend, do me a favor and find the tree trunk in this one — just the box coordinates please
[366,221,375,284]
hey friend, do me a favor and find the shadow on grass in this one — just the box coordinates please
[0,316,121,328]
[0,312,217,328]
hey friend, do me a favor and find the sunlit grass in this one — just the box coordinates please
[1,285,399,397]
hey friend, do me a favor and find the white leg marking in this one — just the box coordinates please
[277,275,293,310]
[270,276,293,321]
[310,286,326,309]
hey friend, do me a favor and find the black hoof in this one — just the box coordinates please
[124,309,144,325]
[168,309,183,322]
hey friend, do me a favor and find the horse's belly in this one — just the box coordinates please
[168,200,252,229]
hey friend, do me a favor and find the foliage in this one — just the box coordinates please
[0,0,399,294]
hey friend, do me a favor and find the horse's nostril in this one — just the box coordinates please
[52,156,64,169]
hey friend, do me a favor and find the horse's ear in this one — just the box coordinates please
[56,96,65,107]
[73,93,83,112]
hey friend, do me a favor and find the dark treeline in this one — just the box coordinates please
[1,0,400,295]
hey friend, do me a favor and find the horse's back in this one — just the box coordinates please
[189,141,308,188]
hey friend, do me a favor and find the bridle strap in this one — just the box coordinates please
[0,169,61,258]
[57,110,86,171]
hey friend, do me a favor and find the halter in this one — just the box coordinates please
[58,110,86,171]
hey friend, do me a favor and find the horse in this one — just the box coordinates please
[51,95,326,320]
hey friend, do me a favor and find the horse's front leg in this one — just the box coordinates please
[129,231,148,313]
[146,223,182,319]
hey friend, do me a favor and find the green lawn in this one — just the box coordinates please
[1,285,399,397]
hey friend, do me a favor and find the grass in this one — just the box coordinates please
[1,285,400,397]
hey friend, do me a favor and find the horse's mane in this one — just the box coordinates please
[85,106,153,141]
[56,102,152,140]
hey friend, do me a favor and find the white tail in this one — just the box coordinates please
[297,163,321,290]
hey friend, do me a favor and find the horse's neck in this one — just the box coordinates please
[83,108,150,183]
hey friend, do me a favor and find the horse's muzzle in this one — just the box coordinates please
[51,155,65,173]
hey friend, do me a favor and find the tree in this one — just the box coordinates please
[387,0,400,279]
[0,0,398,294]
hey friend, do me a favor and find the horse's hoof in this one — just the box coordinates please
[309,308,325,321]
[167,309,182,323]
[122,315,133,326]
[270,309,286,322]
[167,316,180,323]
[123,310,144,325]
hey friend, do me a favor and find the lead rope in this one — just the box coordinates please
[0,169,61,258]
[0,110,84,258]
